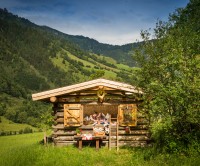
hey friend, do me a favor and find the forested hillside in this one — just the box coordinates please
[0,8,137,127]
[41,26,140,66]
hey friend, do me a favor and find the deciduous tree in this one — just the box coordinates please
[133,0,200,152]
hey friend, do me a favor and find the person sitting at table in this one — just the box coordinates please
[90,112,98,123]
[97,113,106,124]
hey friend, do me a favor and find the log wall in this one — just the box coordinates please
[52,103,150,147]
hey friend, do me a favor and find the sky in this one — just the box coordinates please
[0,0,189,45]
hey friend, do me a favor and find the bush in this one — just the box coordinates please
[150,118,200,154]
[19,129,23,134]
[0,131,6,136]
[23,127,33,134]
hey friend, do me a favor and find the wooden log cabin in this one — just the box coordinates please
[32,78,149,149]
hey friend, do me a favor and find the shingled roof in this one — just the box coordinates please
[32,78,142,101]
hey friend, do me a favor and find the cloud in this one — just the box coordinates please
[0,0,190,45]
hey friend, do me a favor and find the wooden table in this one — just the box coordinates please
[74,135,106,150]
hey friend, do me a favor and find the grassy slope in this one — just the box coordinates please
[50,49,132,81]
[0,133,199,166]
[50,54,89,82]
[70,52,119,79]
[0,116,38,132]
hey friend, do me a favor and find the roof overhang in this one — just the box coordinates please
[32,78,143,101]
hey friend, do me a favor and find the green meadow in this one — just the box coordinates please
[0,133,199,166]
[0,116,38,132]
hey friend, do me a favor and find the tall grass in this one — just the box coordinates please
[0,133,199,166]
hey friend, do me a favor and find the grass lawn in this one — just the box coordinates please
[0,133,199,166]
[0,116,38,132]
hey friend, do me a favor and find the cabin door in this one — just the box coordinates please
[118,104,137,126]
[64,104,83,127]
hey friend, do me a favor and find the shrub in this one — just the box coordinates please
[19,129,23,134]
[0,131,6,136]
[23,127,33,134]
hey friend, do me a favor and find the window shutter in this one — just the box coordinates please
[118,104,137,126]
[64,104,83,127]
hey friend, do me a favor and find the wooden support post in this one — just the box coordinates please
[78,139,82,150]
[74,136,82,150]
[96,138,100,151]
[44,132,47,145]
[109,122,111,150]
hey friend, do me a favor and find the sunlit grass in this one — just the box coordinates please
[66,51,95,67]
[0,116,38,132]
[0,133,199,166]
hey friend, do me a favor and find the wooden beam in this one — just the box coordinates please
[54,99,142,104]
[50,96,57,102]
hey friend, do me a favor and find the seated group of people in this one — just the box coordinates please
[84,112,113,135]
[84,112,110,125]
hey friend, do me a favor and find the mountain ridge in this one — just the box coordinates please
[41,25,139,66]
[1,7,140,66]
